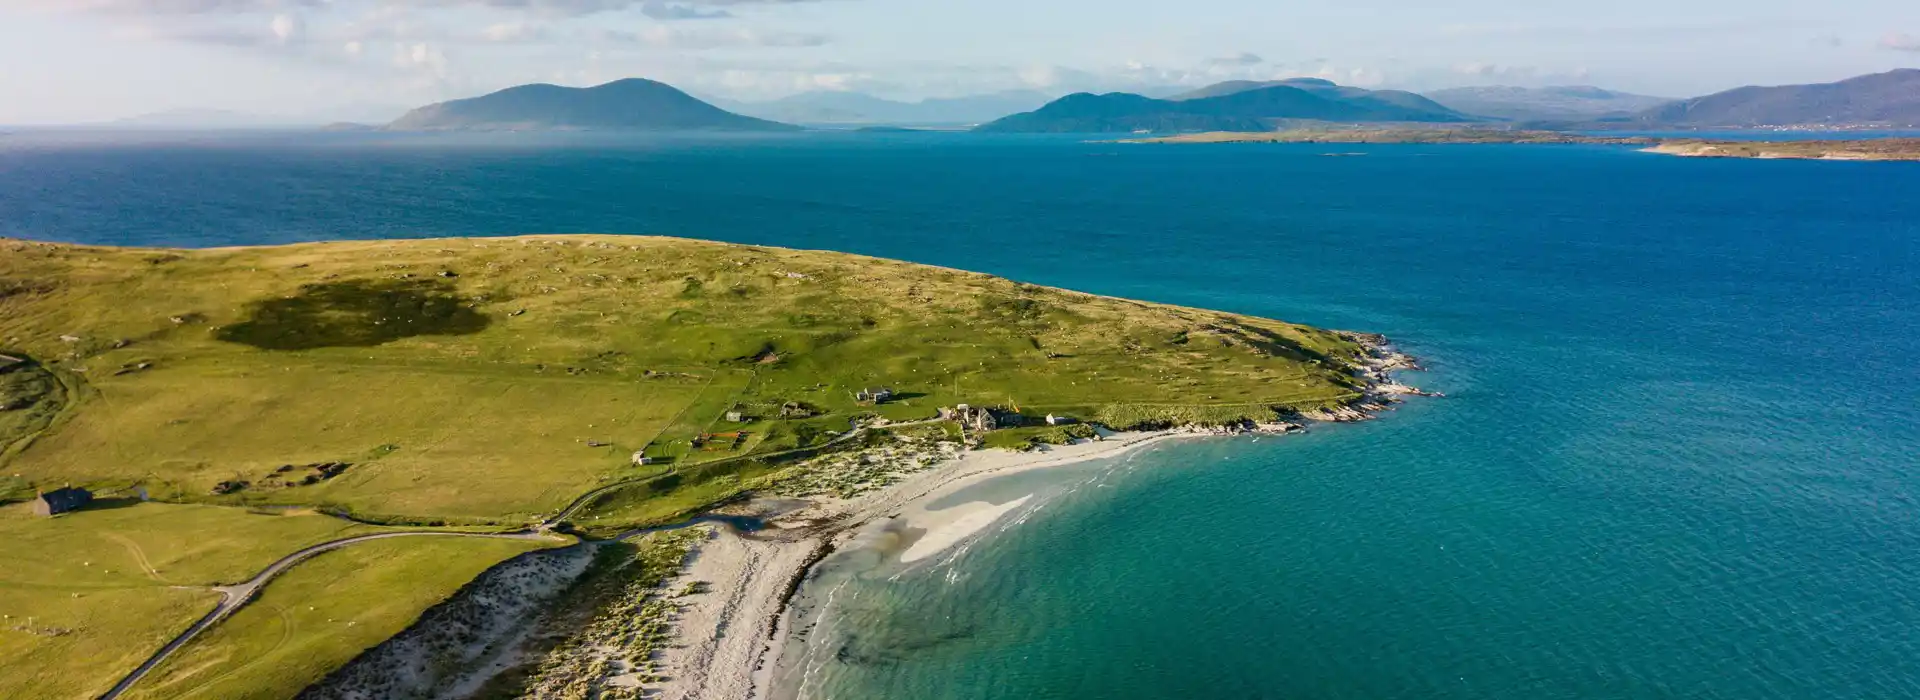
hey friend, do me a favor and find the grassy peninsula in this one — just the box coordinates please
[1118,128,1920,161]
[1642,138,1920,161]
[0,234,1386,698]
[1118,128,1659,145]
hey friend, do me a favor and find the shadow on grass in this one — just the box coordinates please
[80,497,145,512]
[216,279,490,351]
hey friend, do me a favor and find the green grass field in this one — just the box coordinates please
[2,234,1364,522]
[121,536,548,700]
[0,233,1375,697]
[0,502,393,699]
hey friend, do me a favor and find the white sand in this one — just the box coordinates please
[898,495,1032,563]
[647,430,1192,700]
[652,527,824,700]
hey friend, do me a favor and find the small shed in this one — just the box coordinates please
[32,487,93,517]
[725,410,747,423]
[855,387,896,404]
[631,451,654,467]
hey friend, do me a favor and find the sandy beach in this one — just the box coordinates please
[645,429,1196,700]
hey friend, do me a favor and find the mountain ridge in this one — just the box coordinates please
[1423,86,1673,120]
[1624,69,1920,128]
[718,89,1057,125]
[978,81,1471,133]
[389,78,798,131]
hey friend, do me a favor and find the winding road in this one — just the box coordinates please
[97,530,557,700]
[101,417,935,700]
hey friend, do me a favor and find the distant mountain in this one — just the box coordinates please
[1423,86,1673,121]
[389,78,797,131]
[1627,70,1920,128]
[719,90,1056,126]
[978,81,1471,133]
[1170,78,1461,116]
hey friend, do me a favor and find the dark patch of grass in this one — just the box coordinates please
[0,277,57,300]
[0,357,67,461]
[215,279,490,351]
[979,295,1049,321]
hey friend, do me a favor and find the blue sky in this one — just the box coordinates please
[1,0,1917,123]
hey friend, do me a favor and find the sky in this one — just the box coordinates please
[1,0,1917,124]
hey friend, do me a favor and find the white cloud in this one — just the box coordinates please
[269,13,303,43]
[641,1,732,20]
[393,42,449,77]
[1205,52,1265,67]
[1881,32,1920,52]
[481,21,545,42]
[406,0,824,18]
[1452,62,1592,85]
[599,26,828,49]
[23,0,332,14]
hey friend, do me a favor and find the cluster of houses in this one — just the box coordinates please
[847,382,1084,434]
[937,404,1076,433]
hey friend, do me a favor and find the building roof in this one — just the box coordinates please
[37,487,93,514]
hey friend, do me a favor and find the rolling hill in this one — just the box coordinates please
[1423,86,1673,121]
[977,80,1471,133]
[1627,69,1920,128]
[388,78,798,131]
[719,90,1056,126]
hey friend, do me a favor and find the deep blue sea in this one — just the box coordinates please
[4,130,1918,699]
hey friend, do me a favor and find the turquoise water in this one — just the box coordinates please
[4,131,1919,698]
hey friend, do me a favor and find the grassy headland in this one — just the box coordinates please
[1643,138,1920,160]
[1118,128,1920,161]
[1,233,1387,697]
[1118,128,1658,145]
[1,234,1371,523]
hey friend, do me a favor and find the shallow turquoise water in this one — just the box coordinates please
[4,131,1918,698]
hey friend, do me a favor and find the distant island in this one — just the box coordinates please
[387,78,798,132]
[976,78,1472,133]
[1644,138,1920,161]
[975,69,1920,134]
[1119,129,1658,145]
[1118,128,1920,161]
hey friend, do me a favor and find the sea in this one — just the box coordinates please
[3,130,1918,699]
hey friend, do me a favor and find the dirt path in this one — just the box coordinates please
[544,419,942,528]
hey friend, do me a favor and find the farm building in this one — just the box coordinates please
[32,487,93,517]
[855,387,895,404]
